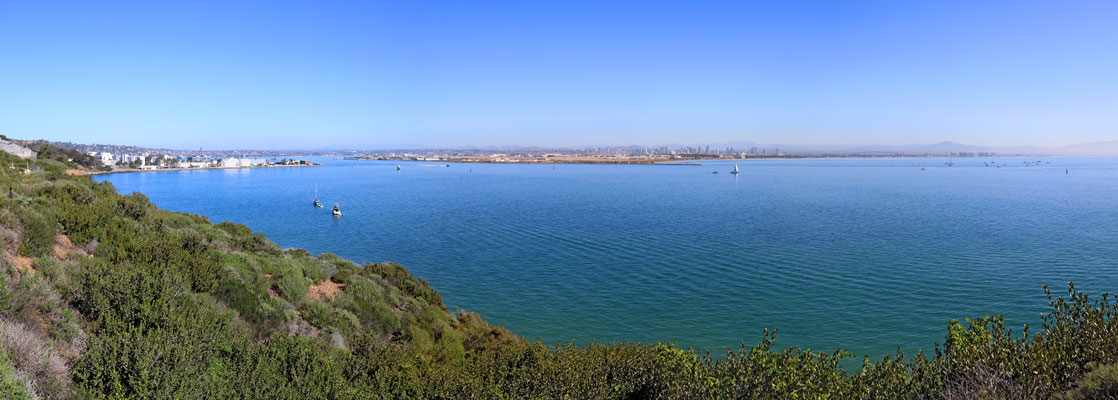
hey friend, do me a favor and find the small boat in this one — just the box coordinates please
[712,171,719,174]
[313,185,323,207]
[396,165,401,171]
[332,204,343,216]
[730,164,740,174]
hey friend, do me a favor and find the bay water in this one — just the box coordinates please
[95,157,1118,360]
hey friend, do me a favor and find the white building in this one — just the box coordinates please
[96,152,115,166]
[220,158,265,168]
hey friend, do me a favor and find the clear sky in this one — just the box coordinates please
[1,1,1116,150]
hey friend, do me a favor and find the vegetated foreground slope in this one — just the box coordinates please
[0,147,1117,399]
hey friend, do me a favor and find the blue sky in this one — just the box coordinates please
[1,1,1116,150]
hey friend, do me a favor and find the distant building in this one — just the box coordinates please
[219,158,265,168]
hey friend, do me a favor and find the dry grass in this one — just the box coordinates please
[0,319,72,399]
[6,273,87,365]
[1,225,33,275]
[942,366,1033,400]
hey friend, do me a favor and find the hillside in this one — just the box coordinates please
[1,146,1118,399]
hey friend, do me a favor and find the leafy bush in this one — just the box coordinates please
[276,272,309,304]
[17,210,54,258]
[0,275,10,312]
[364,262,443,310]
[1063,363,1118,400]
[0,345,35,400]
[216,221,278,254]
[331,264,357,284]
[298,258,328,283]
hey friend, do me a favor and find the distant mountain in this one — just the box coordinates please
[1053,141,1118,156]
[659,140,1118,156]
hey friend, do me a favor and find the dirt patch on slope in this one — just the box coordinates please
[308,280,345,302]
[9,254,33,275]
[52,234,86,260]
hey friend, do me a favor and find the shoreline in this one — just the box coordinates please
[347,154,1024,165]
[349,156,800,165]
[78,163,320,176]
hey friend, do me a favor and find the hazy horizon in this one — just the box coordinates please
[2,1,1116,149]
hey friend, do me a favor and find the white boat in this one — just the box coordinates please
[332,204,343,216]
[730,164,740,174]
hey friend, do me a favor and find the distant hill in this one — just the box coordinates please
[666,140,1118,156]
[1053,141,1118,156]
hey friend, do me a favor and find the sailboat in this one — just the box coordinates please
[730,164,740,174]
[312,185,323,207]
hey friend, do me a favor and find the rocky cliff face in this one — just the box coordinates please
[0,139,35,159]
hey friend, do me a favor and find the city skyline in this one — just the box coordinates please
[2,1,1116,149]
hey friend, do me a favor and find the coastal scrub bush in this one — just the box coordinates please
[116,191,150,220]
[1063,363,1118,400]
[0,345,35,400]
[331,263,358,284]
[316,252,342,263]
[286,248,312,258]
[72,292,247,399]
[0,319,71,397]
[0,275,10,313]
[299,301,360,335]
[215,221,278,254]
[277,272,309,304]
[297,258,328,283]
[214,221,251,238]
[31,179,94,205]
[239,335,350,399]
[17,209,54,258]
[214,278,285,332]
[364,262,443,310]
[938,283,1118,398]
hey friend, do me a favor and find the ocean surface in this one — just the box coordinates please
[95,157,1118,360]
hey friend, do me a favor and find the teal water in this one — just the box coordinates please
[95,157,1118,359]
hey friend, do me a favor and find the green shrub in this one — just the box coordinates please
[364,262,443,310]
[215,221,278,254]
[116,192,150,220]
[0,275,10,312]
[0,346,34,400]
[298,259,328,283]
[276,273,309,304]
[298,302,359,335]
[32,256,60,280]
[214,278,283,331]
[17,210,54,258]
[331,264,357,284]
[286,248,312,259]
[1063,363,1118,400]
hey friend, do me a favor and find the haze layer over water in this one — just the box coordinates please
[95,157,1118,358]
